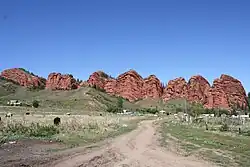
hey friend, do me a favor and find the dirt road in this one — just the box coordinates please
[47,120,215,167]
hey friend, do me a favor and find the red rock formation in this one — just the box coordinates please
[142,75,163,99]
[104,79,117,95]
[0,68,46,89]
[79,81,89,87]
[162,77,188,101]
[206,74,248,109]
[115,70,144,101]
[46,73,78,90]
[87,71,109,89]
[187,75,211,105]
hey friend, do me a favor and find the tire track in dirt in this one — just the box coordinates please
[49,120,216,167]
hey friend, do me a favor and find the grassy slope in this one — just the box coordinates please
[0,79,188,112]
[161,119,250,167]
[0,79,21,97]
[0,79,140,112]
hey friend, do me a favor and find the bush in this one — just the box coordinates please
[136,108,158,114]
[0,122,59,138]
[32,100,39,108]
[106,105,120,113]
[117,97,123,109]
[219,123,229,132]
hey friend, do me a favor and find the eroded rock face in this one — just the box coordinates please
[115,70,144,101]
[206,74,248,109]
[0,68,46,89]
[187,75,211,105]
[162,77,188,101]
[104,79,117,95]
[142,75,163,99]
[87,71,110,89]
[79,81,89,87]
[46,73,78,90]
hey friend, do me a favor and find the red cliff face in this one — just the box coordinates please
[0,68,46,89]
[86,70,164,101]
[115,70,144,101]
[162,77,188,101]
[187,75,211,105]
[206,74,248,109]
[2,67,247,110]
[142,75,163,99]
[87,71,110,89]
[46,73,78,90]
[104,78,117,95]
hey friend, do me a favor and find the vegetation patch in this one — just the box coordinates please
[161,119,250,167]
[0,115,145,148]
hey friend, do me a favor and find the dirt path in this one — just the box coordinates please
[46,120,216,167]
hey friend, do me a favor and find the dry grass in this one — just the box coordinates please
[0,114,145,147]
[160,116,250,167]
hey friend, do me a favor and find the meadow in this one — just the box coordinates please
[160,115,250,167]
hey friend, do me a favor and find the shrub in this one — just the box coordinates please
[0,122,59,138]
[117,97,123,109]
[219,123,229,132]
[106,105,120,113]
[176,107,183,113]
[32,100,39,108]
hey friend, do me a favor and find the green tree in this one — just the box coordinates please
[117,97,123,109]
[32,100,39,108]
[189,102,204,117]
[248,92,250,98]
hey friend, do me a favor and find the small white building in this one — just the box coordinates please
[159,110,166,114]
[7,100,22,106]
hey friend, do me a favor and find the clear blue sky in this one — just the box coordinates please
[0,0,249,92]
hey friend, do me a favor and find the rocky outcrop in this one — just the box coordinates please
[46,73,78,90]
[206,74,248,109]
[142,75,163,99]
[187,75,211,105]
[104,79,117,95]
[79,81,89,87]
[115,70,144,101]
[162,77,188,101]
[87,71,110,89]
[2,67,247,110]
[0,68,46,89]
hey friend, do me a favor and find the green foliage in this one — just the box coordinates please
[100,72,109,79]
[117,97,123,109]
[106,105,120,113]
[0,122,59,138]
[137,108,158,114]
[219,123,229,132]
[188,102,204,117]
[92,85,106,92]
[176,107,183,113]
[32,100,39,108]
[248,92,250,98]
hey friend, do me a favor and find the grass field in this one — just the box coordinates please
[160,117,250,167]
[0,113,147,147]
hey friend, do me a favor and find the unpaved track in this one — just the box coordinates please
[48,120,215,167]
